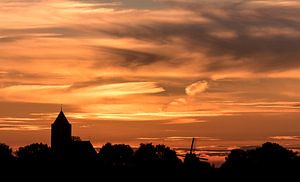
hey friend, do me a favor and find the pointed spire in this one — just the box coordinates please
[61,104,63,112]
[53,105,70,125]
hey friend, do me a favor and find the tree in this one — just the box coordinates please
[155,144,181,168]
[221,149,248,170]
[98,143,134,168]
[16,143,53,161]
[252,142,296,165]
[0,143,15,161]
[134,143,181,169]
[221,142,298,180]
[134,143,157,167]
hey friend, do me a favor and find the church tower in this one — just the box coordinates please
[51,109,72,156]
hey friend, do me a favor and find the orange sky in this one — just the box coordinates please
[1,0,300,155]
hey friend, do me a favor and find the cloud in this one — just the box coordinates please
[0,117,49,131]
[185,81,209,96]
[93,46,167,68]
[0,82,165,104]
[2,0,300,79]
[168,98,187,106]
[0,125,49,131]
[165,136,220,141]
[137,137,161,140]
[136,136,219,141]
[164,118,207,124]
[73,82,165,97]
[94,0,300,73]
[270,136,300,140]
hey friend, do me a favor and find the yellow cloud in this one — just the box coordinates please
[73,82,165,97]
[0,82,164,104]
[185,80,209,96]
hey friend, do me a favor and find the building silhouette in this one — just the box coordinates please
[51,109,72,157]
[51,109,96,160]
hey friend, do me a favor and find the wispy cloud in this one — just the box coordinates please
[270,136,300,140]
[0,82,164,104]
[185,81,209,96]
[137,136,220,141]
[164,118,207,125]
[165,136,220,141]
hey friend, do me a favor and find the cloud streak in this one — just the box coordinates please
[0,82,165,104]
[185,81,209,96]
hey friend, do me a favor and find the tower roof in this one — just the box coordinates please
[53,110,70,125]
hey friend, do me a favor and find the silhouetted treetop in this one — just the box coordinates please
[16,143,53,161]
[98,143,134,168]
[221,142,299,180]
[134,143,181,169]
[0,143,14,161]
[0,140,298,181]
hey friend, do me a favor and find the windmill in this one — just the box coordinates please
[190,137,196,154]
[189,137,208,161]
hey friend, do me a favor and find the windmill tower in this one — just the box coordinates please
[189,137,208,161]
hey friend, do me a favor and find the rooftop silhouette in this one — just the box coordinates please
[51,110,72,157]
[51,109,96,160]
[53,109,70,126]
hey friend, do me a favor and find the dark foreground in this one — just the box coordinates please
[0,142,299,181]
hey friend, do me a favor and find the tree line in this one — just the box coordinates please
[0,142,299,181]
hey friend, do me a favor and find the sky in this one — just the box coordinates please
[1,0,300,160]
